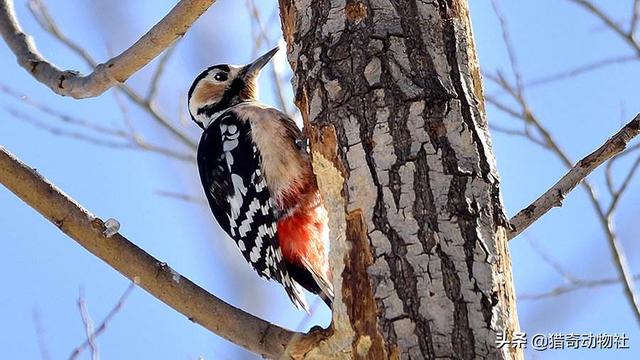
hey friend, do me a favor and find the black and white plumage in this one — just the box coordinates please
[188,47,333,310]
[197,109,306,309]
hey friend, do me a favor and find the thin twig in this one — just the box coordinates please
[525,55,638,88]
[147,43,178,102]
[113,91,195,162]
[605,156,618,198]
[484,94,520,118]
[4,96,194,162]
[519,274,640,300]
[0,84,126,137]
[527,236,580,284]
[32,309,52,360]
[489,124,527,137]
[632,0,640,35]
[77,288,99,360]
[606,141,640,195]
[0,0,216,98]
[246,0,292,117]
[568,0,640,55]
[6,107,133,149]
[119,85,197,149]
[490,0,523,95]
[606,155,640,217]
[155,190,206,205]
[69,283,135,360]
[486,101,548,149]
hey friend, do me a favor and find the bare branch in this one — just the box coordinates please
[527,236,580,284]
[113,90,195,162]
[490,0,523,94]
[606,155,640,216]
[1,84,126,137]
[485,96,519,118]
[25,0,198,149]
[77,288,99,360]
[632,0,640,35]
[519,274,640,301]
[506,104,640,322]
[155,190,206,205]
[487,73,582,167]
[606,141,640,195]
[147,43,178,102]
[605,157,618,198]
[32,310,51,360]
[509,114,640,239]
[568,0,640,55]
[0,0,215,98]
[118,84,197,150]
[3,91,194,162]
[246,0,291,116]
[0,146,304,359]
[69,283,135,360]
[485,100,549,149]
[488,123,527,137]
[6,107,133,149]
[525,55,638,88]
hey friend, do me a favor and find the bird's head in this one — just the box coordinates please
[188,47,279,129]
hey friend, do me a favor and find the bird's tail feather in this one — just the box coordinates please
[300,257,334,309]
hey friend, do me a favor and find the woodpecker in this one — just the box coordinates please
[187,47,333,310]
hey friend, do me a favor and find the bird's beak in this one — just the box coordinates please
[241,47,279,81]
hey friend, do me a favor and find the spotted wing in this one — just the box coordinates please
[196,111,307,310]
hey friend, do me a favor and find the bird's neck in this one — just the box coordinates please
[196,98,258,130]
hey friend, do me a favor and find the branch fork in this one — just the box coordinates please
[0,0,215,98]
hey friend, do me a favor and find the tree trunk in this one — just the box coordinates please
[279,0,521,359]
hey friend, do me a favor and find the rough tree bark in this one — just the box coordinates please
[279,0,522,358]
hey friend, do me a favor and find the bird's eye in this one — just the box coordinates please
[213,72,228,82]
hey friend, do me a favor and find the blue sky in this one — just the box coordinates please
[0,1,638,359]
